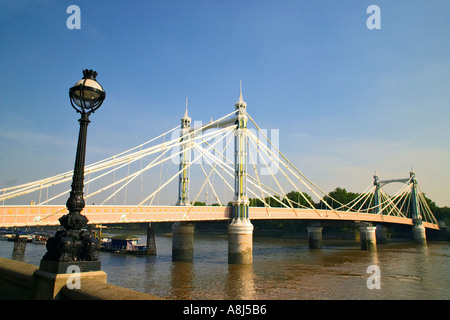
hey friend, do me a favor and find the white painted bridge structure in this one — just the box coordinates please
[0,90,440,236]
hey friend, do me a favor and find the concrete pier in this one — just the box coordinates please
[375,224,388,244]
[307,226,323,249]
[146,223,157,255]
[360,225,377,250]
[228,218,254,264]
[12,235,27,256]
[413,225,427,245]
[172,222,195,261]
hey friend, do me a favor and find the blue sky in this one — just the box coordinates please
[1,0,449,206]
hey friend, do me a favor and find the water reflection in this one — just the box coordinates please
[1,236,449,299]
[368,249,379,266]
[226,264,255,299]
[171,261,194,299]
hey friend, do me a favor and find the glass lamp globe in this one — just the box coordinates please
[69,69,106,113]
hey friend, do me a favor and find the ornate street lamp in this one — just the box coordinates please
[40,69,106,274]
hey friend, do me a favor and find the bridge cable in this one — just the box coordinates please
[247,129,330,214]
[187,127,236,208]
[122,126,236,219]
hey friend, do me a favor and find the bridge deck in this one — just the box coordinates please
[0,205,440,230]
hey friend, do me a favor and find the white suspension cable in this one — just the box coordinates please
[123,126,236,218]
[247,129,327,212]
[0,125,182,198]
[247,135,271,213]
[247,113,336,204]
[193,130,238,206]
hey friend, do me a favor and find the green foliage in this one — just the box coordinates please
[422,193,438,212]
[323,187,360,209]
[250,195,282,207]
[248,191,313,208]
[434,206,450,225]
[417,193,449,225]
[283,191,314,208]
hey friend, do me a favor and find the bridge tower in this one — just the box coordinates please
[373,174,382,215]
[372,172,427,245]
[410,171,427,245]
[228,84,254,264]
[177,100,192,207]
[172,100,195,261]
[372,174,388,243]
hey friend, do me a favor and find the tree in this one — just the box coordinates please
[282,191,314,208]
[437,207,450,225]
[249,196,282,207]
[422,193,438,213]
[323,187,360,209]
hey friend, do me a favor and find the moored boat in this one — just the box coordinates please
[100,234,148,255]
[7,234,33,243]
[32,234,48,244]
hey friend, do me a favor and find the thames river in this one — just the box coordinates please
[1,233,449,299]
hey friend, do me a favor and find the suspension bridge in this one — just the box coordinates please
[0,87,440,262]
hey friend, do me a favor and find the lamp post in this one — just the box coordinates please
[40,69,106,274]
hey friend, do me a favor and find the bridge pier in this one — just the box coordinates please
[146,223,157,255]
[307,226,323,249]
[228,218,254,265]
[375,224,388,244]
[172,222,195,261]
[360,225,377,250]
[412,225,427,245]
[12,235,27,256]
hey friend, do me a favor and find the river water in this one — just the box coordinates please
[1,233,449,300]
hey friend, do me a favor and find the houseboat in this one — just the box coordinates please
[101,234,147,255]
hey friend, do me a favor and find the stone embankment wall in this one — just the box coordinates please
[0,257,161,300]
